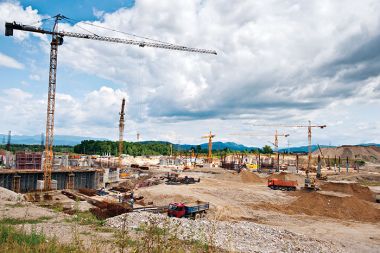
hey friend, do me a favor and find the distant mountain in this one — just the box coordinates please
[0,134,108,146]
[278,145,334,153]
[175,141,257,151]
[278,144,380,153]
[357,143,380,147]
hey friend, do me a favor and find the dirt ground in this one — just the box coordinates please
[136,167,380,252]
[1,165,379,252]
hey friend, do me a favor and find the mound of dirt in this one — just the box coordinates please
[267,172,287,180]
[287,192,380,222]
[313,145,380,162]
[321,182,375,202]
[240,171,264,183]
[251,191,380,222]
[0,187,23,201]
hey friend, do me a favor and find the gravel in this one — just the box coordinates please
[107,212,343,253]
[0,187,23,202]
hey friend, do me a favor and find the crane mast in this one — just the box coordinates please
[202,131,215,163]
[118,98,126,168]
[253,121,326,171]
[5,14,216,190]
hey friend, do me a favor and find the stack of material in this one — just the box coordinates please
[107,212,341,253]
[0,186,23,201]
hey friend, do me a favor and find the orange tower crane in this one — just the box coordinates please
[5,15,216,190]
[252,121,326,171]
[118,98,126,168]
[202,131,215,163]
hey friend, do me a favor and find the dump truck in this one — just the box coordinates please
[168,202,209,219]
[267,178,297,191]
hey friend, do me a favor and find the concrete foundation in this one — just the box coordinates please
[0,168,101,192]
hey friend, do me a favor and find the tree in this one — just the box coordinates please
[261,145,273,154]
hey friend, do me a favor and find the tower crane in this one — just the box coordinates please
[231,130,289,171]
[230,130,289,152]
[252,121,326,171]
[5,14,216,190]
[201,131,215,163]
[118,98,126,169]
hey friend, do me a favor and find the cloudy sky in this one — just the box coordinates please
[0,0,379,147]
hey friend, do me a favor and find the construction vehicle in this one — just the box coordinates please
[168,202,209,219]
[165,173,200,185]
[5,15,216,190]
[267,178,297,191]
[303,171,320,191]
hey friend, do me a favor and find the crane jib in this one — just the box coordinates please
[5,22,217,55]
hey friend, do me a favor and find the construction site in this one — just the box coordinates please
[1,8,380,253]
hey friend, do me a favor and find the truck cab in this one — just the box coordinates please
[168,203,186,218]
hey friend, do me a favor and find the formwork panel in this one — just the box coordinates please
[0,169,98,192]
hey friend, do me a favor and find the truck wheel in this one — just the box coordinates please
[195,213,201,219]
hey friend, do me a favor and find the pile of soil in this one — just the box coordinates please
[0,187,23,201]
[267,172,287,180]
[321,182,375,202]
[240,171,264,183]
[251,191,380,222]
[287,192,380,222]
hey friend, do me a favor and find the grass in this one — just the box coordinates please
[64,211,105,227]
[0,216,53,225]
[0,224,84,253]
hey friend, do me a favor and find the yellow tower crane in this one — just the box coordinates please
[252,121,326,171]
[202,131,215,163]
[5,14,216,190]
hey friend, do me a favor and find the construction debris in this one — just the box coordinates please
[107,212,341,253]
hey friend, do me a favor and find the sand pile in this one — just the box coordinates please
[0,187,23,201]
[240,171,264,183]
[252,191,380,222]
[138,191,198,206]
[267,172,287,180]
[286,192,380,222]
[321,182,375,202]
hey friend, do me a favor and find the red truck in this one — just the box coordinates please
[167,202,209,219]
[268,178,297,191]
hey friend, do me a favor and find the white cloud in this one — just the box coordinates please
[1,0,380,146]
[0,86,128,138]
[0,1,42,40]
[0,52,24,69]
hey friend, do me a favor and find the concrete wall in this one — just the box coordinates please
[0,170,99,192]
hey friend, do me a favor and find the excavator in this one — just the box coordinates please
[303,170,320,191]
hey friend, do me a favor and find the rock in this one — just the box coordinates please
[106,212,342,253]
[0,187,23,202]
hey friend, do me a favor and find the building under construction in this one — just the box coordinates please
[0,168,102,193]
[16,151,42,170]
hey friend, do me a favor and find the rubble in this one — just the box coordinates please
[107,212,342,253]
[0,186,23,202]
